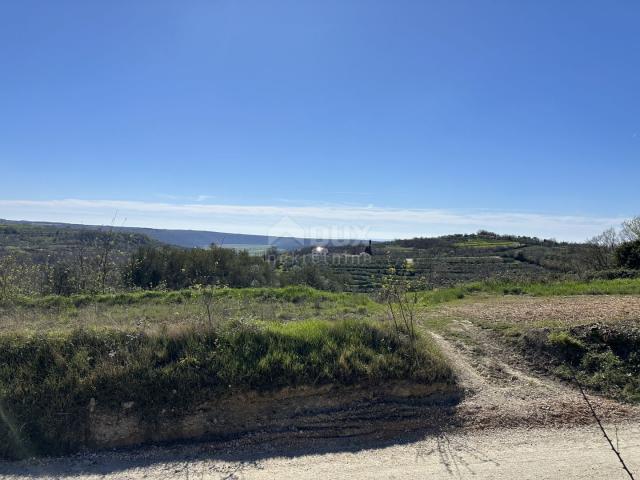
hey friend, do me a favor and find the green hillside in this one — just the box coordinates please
[316,232,592,292]
[0,222,156,263]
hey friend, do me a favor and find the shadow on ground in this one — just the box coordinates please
[0,392,466,478]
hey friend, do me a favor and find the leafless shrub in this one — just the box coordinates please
[583,227,620,270]
[380,263,425,363]
[193,282,225,328]
[621,216,640,242]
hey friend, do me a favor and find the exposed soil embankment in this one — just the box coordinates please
[0,319,454,459]
[88,381,461,450]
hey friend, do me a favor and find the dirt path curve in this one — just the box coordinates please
[429,318,639,429]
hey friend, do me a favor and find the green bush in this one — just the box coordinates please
[615,240,640,270]
[536,327,640,403]
[548,331,586,363]
[577,350,637,398]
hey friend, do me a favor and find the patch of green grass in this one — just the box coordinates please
[548,331,585,350]
[419,286,474,305]
[8,286,367,309]
[418,278,640,306]
[494,278,640,296]
[0,319,453,459]
[547,331,586,363]
[0,287,384,334]
[454,239,521,249]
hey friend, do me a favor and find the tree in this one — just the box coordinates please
[0,255,18,302]
[583,228,620,270]
[96,229,116,293]
[124,244,276,290]
[615,240,640,270]
[0,255,39,302]
[50,263,76,295]
[621,216,640,242]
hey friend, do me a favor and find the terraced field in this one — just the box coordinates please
[327,242,553,292]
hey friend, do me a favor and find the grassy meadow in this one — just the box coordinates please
[1,286,384,334]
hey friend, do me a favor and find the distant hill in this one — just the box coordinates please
[322,232,590,291]
[109,226,308,250]
[0,220,603,293]
[0,220,156,264]
[0,219,364,252]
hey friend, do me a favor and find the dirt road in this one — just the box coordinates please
[1,424,639,479]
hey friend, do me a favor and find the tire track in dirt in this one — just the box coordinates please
[428,319,639,429]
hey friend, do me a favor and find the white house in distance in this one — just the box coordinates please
[311,246,329,260]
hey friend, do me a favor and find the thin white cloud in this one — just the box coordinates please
[0,198,628,242]
[154,194,217,202]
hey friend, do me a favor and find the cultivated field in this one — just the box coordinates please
[433,294,640,328]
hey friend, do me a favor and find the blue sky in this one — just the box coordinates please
[1,1,638,240]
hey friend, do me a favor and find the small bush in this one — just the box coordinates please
[548,331,586,363]
[528,326,640,403]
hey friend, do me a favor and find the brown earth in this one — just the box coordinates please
[433,294,640,328]
[89,381,459,450]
